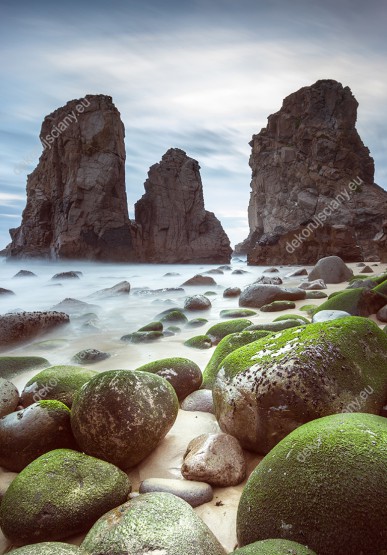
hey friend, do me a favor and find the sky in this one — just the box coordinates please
[1,0,386,249]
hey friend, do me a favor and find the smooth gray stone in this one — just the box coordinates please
[312,310,351,323]
[139,478,213,508]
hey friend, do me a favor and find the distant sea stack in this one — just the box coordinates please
[6,95,136,261]
[133,148,232,263]
[239,79,387,264]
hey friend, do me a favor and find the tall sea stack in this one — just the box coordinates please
[240,79,387,264]
[6,95,136,261]
[134,148,232,263]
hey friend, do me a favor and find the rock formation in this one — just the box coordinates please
[6,95,136,261]
[133,148,232,263]
[241,79,387,264]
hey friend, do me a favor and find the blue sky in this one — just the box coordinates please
[1,0,386,249]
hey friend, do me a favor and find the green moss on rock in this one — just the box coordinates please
[233,539,317,554]
[0,448,130,544]
[219,309,257,319]
[314,288,385,316]
[0,401,76,472]
[81,492,226,555]
[120,331,164,343]
[206,319,252,344]
[273,314,310,324]
[186,318,208,328]
[160,310,188,324]
[260,300,296,312]
[135,357,202,401]
[21,365,97,408]
[202,330,272,390]
[213,317,387,454]
[138,321,163,332]
[8,543,85,554]
[237,413,387,555]
[71,370,179,469]
[245,320,304,333]
[184,335,213,349]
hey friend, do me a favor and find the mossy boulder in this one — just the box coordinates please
[213,317,387,453]
[137,321,163,332]
[202,330,272,390]
[313,287,386,317]
[233,539,317,554]
[0,377,19,417]
[8,543,85,554]
[81,492,226,555]
[186,318,208,328]
[135,357,202,401]
[245,319,303,333]
[184,335,213,349]
[21,365,97,408]
[159,310,188,325]
[273,314,310,324]
[239,284,306,308]
[206,318,252,345]
[0,448,130,544]
[184,295,212,311]
[260,300,296,312]
[219,309,257,319]
[71,370,179,469]
[237,413,387,555]
[305,290,328,299]
[120,331,164,343]
[0,356,49,380]
[0,400,77,471]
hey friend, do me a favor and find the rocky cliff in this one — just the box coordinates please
[133,148,232,263]
[242,79,387,264]
[6,95,136,261]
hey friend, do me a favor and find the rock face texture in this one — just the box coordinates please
[242,79,387,264]
[6,95,136,261]
[134,148,232,263]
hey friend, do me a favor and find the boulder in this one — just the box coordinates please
[308,256,353,283]
[139,478,213,508]
[21,365,97,408]
[0,288,15,296]
[377,305,387,322]
[71,348,111,364]
[89,280,130,298]
[223,287,241,298]
[242,80,387,265]
[8,544,85,554]
[313,287,386,317]
[260,300,296,312]
[213,317,387,453]
[0,401,76,471]
[237,413,387,555]
[135,357,202,401]
[312,309,351,323]
[0,356,49,380]
[239,284,306,308]
[81,492,226,555]
[184,335,213,349]
[51,298,99,315]
[182,433,246,486]
[0,378,19,417]
[219,308,257,319]
[0,312,69,352]
[0,448,130,544]
[233,540,317,554]
[70,370,179,469]
[202,330,272,390]
[51,272,80,280]
[298,279,327,290]
[181,390,214,413]
[184,295,212,311]
[206,319,253,345]
[133,148,232,263]
[255,276,283,285]
[5,95,136,261]
[12,270,37,278]
[182,275,217,286]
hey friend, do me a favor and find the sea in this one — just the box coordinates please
[0,257,303,391]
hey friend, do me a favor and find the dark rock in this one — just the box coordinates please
[0,378,19,417]
[89,280,130,298]
[5,95,137,261]
[239,284,306,308]
[181,390,214,413]
[184,295,212,311]
[184,335,213,349]
[51,272,80,280]
[223,287,241,298]
[243,80,387,265]
[51,298,99,315]
[133,148,232,263]
[0,288,15,296]
[0,312,70,352]
[255,275,283,285]
[260,300,296,312]
[308,256,353,283]
[120,331,164,343]
[182,275,217,286]
[12,270,37,278]
[72,349,111,364]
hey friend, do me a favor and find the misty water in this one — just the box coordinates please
[0,257,305,392]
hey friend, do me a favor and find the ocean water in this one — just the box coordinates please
[0,257,303,391]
